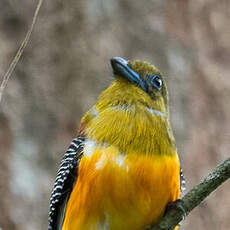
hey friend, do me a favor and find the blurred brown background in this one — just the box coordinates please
[0,0,229,229]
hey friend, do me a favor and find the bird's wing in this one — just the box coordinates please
[48,136,85,230]
[180,167,186,196]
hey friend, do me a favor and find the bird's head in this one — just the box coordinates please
[112,56,167,102]
[96,57,169,115]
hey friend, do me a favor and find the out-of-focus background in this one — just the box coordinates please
[0,0,229,229]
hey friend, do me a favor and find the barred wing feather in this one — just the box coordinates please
[48,136,85,230]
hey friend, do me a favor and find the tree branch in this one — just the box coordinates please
[149,157,230,230]
[0,0,44,103]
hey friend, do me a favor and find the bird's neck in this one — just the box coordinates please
[81,104,176,157]
[80,79,176,156]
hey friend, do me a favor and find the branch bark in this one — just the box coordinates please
[149,157,230,230]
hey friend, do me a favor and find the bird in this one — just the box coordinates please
[48,57,185,230]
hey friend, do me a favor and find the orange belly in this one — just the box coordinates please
[62,146,180,230]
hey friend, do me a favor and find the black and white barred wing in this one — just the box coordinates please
[48,136,85,230]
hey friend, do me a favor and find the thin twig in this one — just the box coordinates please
[149,157,230,230]
[0,0,44,103]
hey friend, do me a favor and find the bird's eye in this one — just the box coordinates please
[151,75,162,91]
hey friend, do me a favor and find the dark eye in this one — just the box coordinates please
[151,75,162,91]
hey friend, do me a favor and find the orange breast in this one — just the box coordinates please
[62,145,180,230]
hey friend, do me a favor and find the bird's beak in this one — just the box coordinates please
[110,57,146,90]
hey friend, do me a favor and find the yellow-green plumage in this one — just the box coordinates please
[82,60,175,157]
